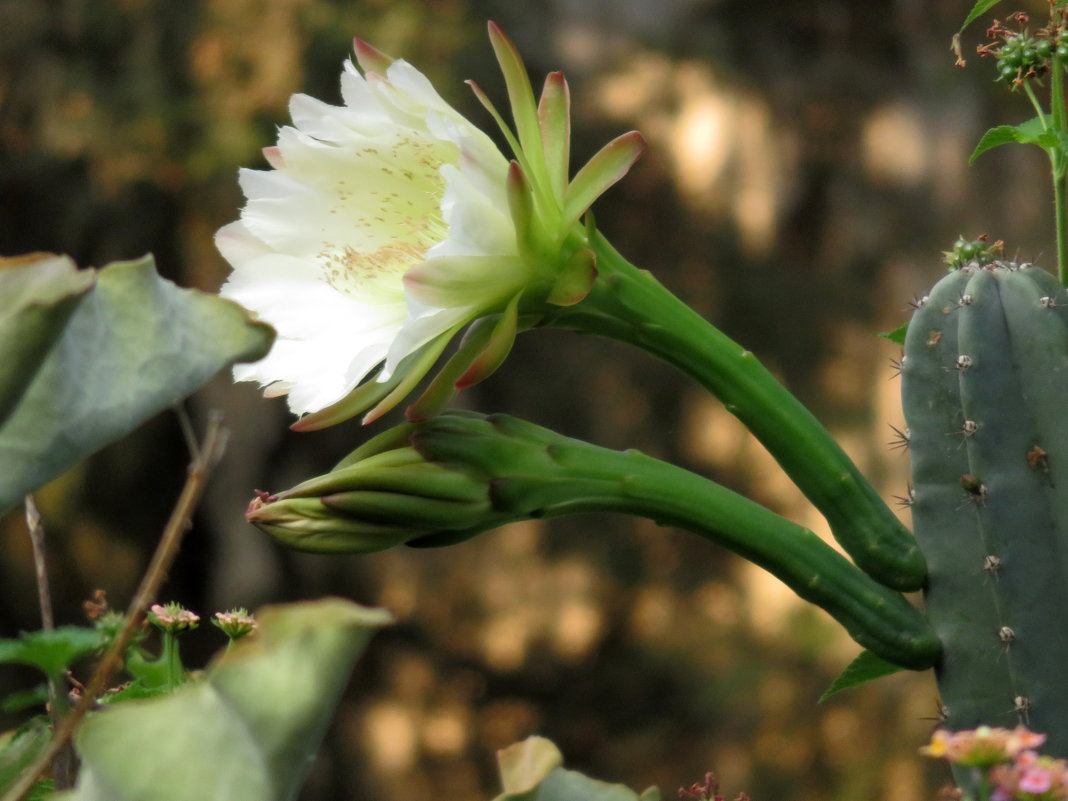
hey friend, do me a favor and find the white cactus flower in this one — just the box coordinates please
[218,27,645,427]
[218,40,523,417]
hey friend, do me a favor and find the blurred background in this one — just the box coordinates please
[0,0,1056,798]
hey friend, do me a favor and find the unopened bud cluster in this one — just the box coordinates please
[212,608,257,641]
[148,603,200,634]
[976,10,1068,87]
[944,235,1003,270]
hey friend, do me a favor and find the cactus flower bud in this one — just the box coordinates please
[244,411,940,670]
[244,422,507,553]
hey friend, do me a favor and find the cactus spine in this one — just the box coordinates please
[903,262,1068,753]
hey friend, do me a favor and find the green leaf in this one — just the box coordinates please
[959,0,1005,33]
[0,254,274,515]
[23,780,55,801]
[970,116,1053,163]
[969,125,1024,163]
[0,627,104,679]
[0,254,95,427]
[819,649,903,702]
[492,737,657,801]
[0,686,49,713]
[123,649,172,693]
[878,322,908,346]
[58,599,392,801]
[0,717,52,798]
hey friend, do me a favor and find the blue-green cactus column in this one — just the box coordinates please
[903,262,1068,753]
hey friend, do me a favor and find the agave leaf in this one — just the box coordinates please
[0,254,95,427]
[0,254,274,516]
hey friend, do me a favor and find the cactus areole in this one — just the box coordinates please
[903,261,1068,756]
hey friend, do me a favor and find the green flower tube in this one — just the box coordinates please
[548,231,926,592]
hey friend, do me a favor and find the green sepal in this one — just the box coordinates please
[322,491,488,528]
[246,495,424,554]
[456,294,521,389]
[332,423,421,470]
[561,132,646,237]
[405,319,497,421]
[290,336,455,431]
[547,248,598,307]
[362,329,458,424]
[467,80,528,177]
[878,322,909,345]
[0,627,104,679]
[538,72,571,200]
[353,37,393,75]
[819,649,903,703]
[487,22,547,186]
[506,161,537,251]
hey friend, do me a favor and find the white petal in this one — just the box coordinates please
[215,42,523,415]
[430,163,515,258]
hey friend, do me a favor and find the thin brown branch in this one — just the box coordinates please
[23,495,74,789]
[23,496,53,632]
[2,412,228,801]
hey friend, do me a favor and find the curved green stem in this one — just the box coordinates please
[549,233,925,590]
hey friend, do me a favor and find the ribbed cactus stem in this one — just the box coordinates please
[903,262,1068,754]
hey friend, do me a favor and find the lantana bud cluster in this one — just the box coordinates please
[147,602,200,634]
[943,233,1004,270]
[922,726,1068,800]
[975,9,1068,87]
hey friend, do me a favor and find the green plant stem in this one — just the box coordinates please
[557,445,939,668]
[21,497,73,788]
[1053,57,1068,286]
[1031,60,1068,285]
[549,232,926,590]
[160,632,183,692]
[1,413,228,801]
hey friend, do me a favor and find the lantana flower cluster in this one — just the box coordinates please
[922,726,1068,800]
